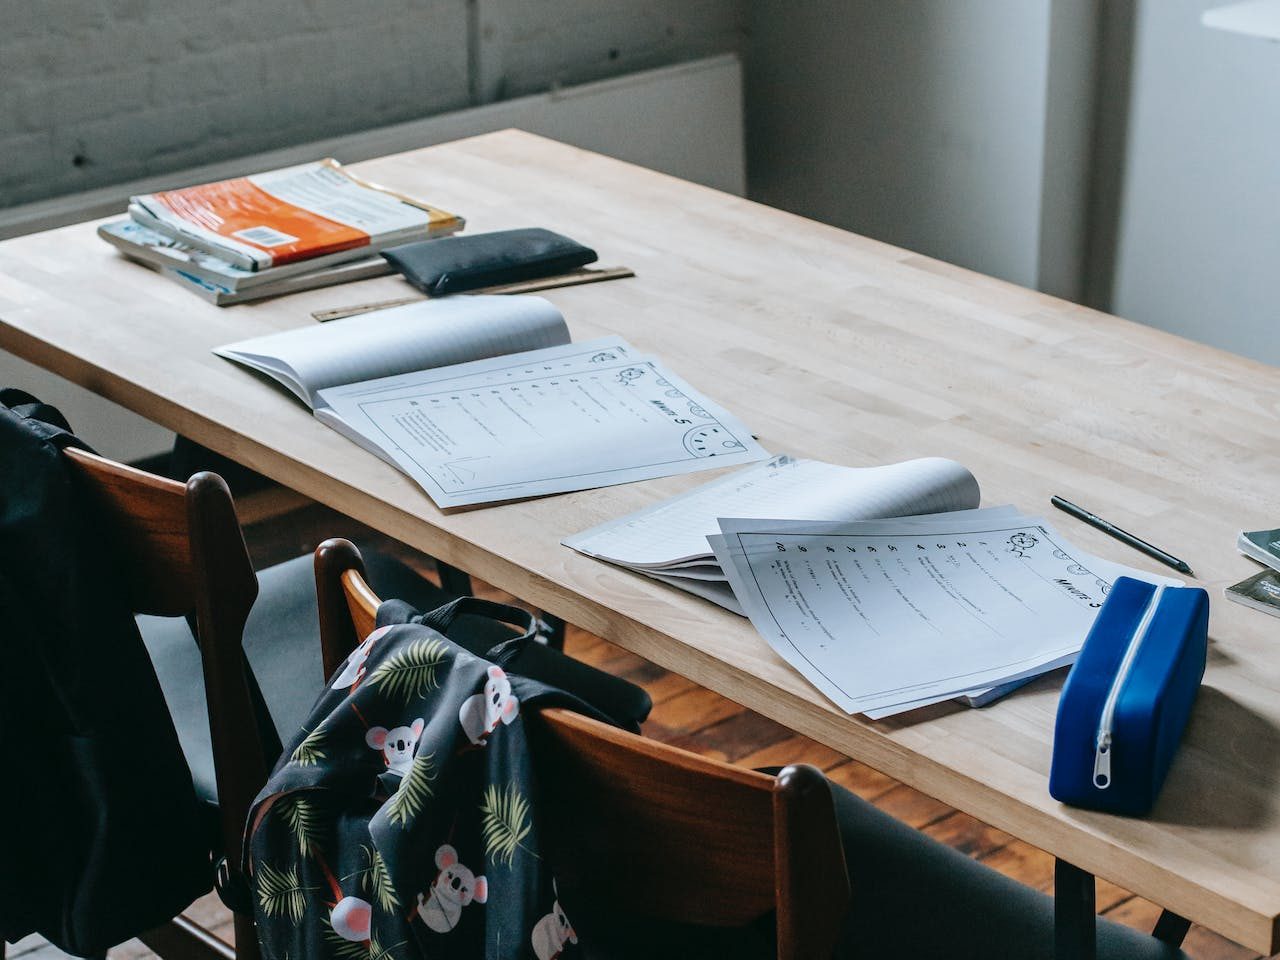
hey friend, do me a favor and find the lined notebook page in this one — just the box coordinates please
[564,455,981,568]
[214,295,569,407]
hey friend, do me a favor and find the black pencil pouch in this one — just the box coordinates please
[381,227,598,296]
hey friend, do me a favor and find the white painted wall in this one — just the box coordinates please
[0,0,471,208]
[0,0,743,209]
[1109,0,1280,365]
[744,0,1059,289]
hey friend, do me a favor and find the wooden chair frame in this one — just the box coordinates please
[63,446,271,960]
[314,536,852,960]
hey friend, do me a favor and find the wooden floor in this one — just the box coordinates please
[8,500,1267,960]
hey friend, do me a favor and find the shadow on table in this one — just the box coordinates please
[1147,685,1280,830]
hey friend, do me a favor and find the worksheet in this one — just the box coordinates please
[713,513,1179,716]
[564,454,981,569]
[215,295,569,407]
[317,343,768,507]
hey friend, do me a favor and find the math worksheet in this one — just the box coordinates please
[317,342,768,507]
[712,513,1177,716]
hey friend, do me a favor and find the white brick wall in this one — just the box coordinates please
[2,0,471,206]
[1,0,743,208]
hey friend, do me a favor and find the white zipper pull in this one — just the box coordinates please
[1091,584,1165,793]
[1093,732,1113,789]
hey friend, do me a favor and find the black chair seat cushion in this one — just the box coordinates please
[822,775,1187,960]
[575,774,1188,960]
[138,548,508,804]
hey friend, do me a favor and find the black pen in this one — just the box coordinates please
[1050,496,1193,576]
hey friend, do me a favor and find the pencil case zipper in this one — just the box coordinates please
[1092,585,1165,790]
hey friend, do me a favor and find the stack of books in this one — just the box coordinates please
[1227,526,1280,617]
[97,159,463,305]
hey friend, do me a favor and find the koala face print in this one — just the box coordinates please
[332,625,392,690]
[365,718,424,777]
[484,667,518,729]
[531,887,577,960]
[417,844,488,933]
[458,665,520,746]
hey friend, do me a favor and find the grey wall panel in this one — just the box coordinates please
[473,0,744,101]
[1109,0,1280,364]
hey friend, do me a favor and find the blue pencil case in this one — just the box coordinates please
[1049,577,1209,816]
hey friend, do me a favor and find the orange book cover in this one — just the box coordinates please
[136,160,461,270]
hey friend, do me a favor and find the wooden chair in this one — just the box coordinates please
[315,537,853,960]
[56,447,524,960]
[61,447,266,960]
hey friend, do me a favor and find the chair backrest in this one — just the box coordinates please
[313,537,851,960]
[63,447,274,900]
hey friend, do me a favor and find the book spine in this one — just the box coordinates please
[129,200,263,270]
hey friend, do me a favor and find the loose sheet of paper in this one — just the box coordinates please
[712,513,1179,716]
[564,454,981,568]
[317,339,768,507]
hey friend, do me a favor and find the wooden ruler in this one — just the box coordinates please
[311,266,635,322]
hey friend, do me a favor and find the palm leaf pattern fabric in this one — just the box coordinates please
[383,752,436,828]
[246,597,616,960]
[366,638,446,705]
[480,784,534,869]
[290,722,330,766]
[256,862,310,924]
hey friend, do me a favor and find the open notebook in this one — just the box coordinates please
[216,296,767,507]
[563,454,982,613]
[215,295,569,409]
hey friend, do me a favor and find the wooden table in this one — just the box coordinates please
[3,130,1279,956]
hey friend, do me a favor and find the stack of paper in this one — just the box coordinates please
[564,455,982,614]
[711,509,1180,718]
[566,457,1179,717]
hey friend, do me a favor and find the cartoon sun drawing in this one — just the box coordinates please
[683,425,745,457]
[1007,532,1039,557]
[616,367,646,385]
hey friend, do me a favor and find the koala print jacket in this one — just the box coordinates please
[247,597,612,960]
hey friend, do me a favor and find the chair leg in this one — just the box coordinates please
[1152,910,1191,947]
[1054,858,1096,960]
[139,916,236,960]
[233,912,260,960]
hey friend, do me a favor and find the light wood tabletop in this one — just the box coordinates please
[2,130,1279,954]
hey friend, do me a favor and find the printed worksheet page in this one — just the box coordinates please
[317,341,768,507]
[713,513,1178,715]
[215,295,569,407]
[564,454,981,568]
